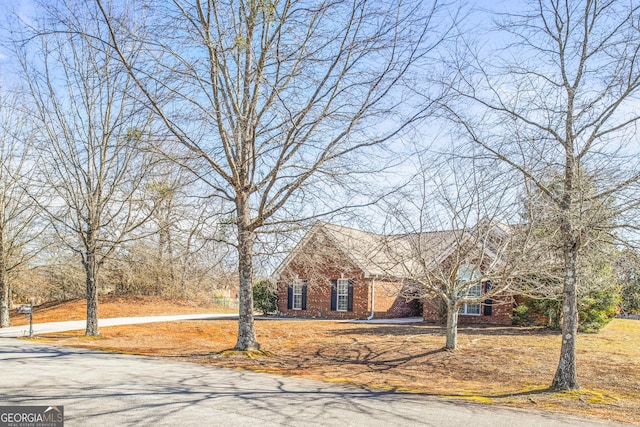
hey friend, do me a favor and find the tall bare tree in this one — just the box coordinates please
[14,2,156,336]
[95,0,454,350]
[446,0,640,390]
[0,88,43,327]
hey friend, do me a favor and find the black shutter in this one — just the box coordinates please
[330,279,337,311]
[302,281,308,310]
[483,280,492,316]
[287,284,293,310]
[347,279,354,312]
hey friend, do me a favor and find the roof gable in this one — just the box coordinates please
[273,222,371,279]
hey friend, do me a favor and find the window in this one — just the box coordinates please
[457,264,482,316]
[337,279,349,311]
[292,280,304,310]
[287,279,307,310]
[459,282,481,315]
[331,279,353,312]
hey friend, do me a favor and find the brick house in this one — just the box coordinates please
[274,221,513,324]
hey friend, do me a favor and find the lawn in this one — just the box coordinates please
[15,297,640,425]
[9,295,236,326]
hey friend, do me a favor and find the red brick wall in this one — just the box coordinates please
[422,298,443,323]
[277,277,371,319]
[371,280,421,319]
[460,299,512,325]
[277,229,371,319]
[423,297,513,325]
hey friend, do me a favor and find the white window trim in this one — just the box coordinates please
[458,266,482,316]
[292,279,304,310]
[459,302,481,316]
[336,278,349,312]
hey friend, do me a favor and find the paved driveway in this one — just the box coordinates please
[0,339,626,426]
[0,314,238,338]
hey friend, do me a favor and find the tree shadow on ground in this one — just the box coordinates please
[312,346,450,371]
[331,324,559,338]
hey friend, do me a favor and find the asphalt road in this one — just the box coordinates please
[0,339,627,426]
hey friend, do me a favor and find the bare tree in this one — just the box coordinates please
[14,3,157,336]
[381,152,532,349]
[0,88,43,327]
[95,0,454,350]
[145,168,195,295]
[146,165,235,296]
[445,0,640,389]
[111,166,235,299]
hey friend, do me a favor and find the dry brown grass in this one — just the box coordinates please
[9,295,236,326]
[19,297,640,425]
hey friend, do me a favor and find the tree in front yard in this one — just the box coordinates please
[382,152,534,350]
[617,250,640,316]
[13,6,157,336]
[445,0,640,390]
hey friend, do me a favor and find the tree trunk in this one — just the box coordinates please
[0,272,9,328]
[85,247,99,336]
[234,193,260,351]
[552,242,580,390]
[0,240,8,328]
[445,303,459,350]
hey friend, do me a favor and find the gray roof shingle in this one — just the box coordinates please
[319,222,464,278]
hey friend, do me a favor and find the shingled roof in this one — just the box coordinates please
[275,220,511,280]
[318,222,461,278]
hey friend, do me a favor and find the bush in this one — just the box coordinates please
[512,298,562,329]
[513,286,621,333]
[578,286,621,333]
[252,279,277,315]
[511,304,530,326]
